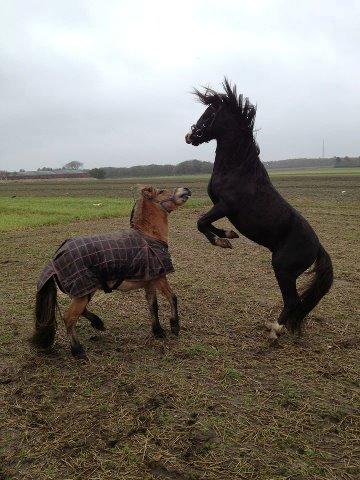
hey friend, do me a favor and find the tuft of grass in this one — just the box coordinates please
[223,366,242,381]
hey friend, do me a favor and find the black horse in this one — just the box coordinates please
[185,79,333,338]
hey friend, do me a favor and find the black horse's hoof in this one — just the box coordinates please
[214,237,232,249]
[225,230,239,239]
[153,326,166,339]
[71,344,87,359]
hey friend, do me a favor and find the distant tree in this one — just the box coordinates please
[89,168,106,179]
[0,170,8,179]
[63,161,83,170]
[37,166,53,171]
[19,168,25,172]
[334,157,342,168]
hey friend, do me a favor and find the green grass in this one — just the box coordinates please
[0,196,210,232]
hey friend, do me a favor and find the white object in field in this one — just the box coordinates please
[93,203,103,206]
[341,191,346,194]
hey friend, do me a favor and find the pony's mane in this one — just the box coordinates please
[130,198,141,227]
[194,78,257,136]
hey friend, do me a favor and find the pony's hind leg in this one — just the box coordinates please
[82,308,106,331]
[63,296,89,358]
[144,284,165,338]
[155,276,180,335]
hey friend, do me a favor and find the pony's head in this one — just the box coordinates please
[140,186,191,213]
[130,185,191,228]
[185,78,257,147]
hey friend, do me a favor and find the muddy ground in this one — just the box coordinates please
[0,175,359,479]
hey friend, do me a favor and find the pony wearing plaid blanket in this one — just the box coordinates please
[32,186,191,358]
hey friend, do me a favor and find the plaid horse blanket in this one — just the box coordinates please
[38,229,174,297]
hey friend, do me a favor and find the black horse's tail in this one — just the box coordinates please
[32,277,57,349]
[290,244,333,333]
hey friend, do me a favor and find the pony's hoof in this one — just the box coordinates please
[225,230,239,239]
[153,326,166,339]
[92,321,106,331]
[214,238,232,249]
[71,344,87,360]
[170,321,180,336]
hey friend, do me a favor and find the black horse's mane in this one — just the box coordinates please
[194,78,257,139]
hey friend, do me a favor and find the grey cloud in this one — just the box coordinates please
[0,0,359,171]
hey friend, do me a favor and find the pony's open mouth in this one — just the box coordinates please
[180,193,190,201]
[179,189,191,202]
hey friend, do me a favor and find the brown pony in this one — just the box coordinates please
[32,186,191,358]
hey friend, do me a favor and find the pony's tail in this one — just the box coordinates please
[32,277,57,349]
[289,245,333,334]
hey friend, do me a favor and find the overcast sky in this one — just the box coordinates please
[1,0,359,171]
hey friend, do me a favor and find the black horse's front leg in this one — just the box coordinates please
[208,224,239,240]
[197,203,237,248]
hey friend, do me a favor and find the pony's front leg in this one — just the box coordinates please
[144,284,166,338]
[155,277,180,335]
[197,202,236,248]
[63,297,89,358]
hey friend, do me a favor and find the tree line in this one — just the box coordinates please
[89,156,360,179]
[89,160,213,179]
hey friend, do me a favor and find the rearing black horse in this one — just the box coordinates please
[185,79,333,338]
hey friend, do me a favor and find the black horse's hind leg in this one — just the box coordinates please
[271,233,319,336]
[197,202,234,248]
[82,308,106,331]
[145,285,165,338]
[274,270,301,326]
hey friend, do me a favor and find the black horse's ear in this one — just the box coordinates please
[194,86,222,107]
[140,185,157,199]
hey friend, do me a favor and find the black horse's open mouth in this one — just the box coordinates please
[185,133,200,146]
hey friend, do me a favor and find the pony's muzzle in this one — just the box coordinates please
[174,187,191,204]
[180,187,191,199]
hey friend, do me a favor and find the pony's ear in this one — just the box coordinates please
[140,185,157,199]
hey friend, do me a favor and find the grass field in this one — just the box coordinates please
[0,197,209,232]
[0,172,359,480]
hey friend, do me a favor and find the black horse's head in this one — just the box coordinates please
[185,78,257,147]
